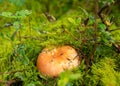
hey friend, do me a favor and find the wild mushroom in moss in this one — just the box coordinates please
[37,45,80,77]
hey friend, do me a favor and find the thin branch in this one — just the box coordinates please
[18,31,22,43]
[110,28,120,32]
[98,3,110,27]
[98,1,120,53]
[113,44,120,53]
[0,80,6,84]
[0,79,21,86]
[5,80,17,86]
[87,0,98,69]
[61,25,80,41]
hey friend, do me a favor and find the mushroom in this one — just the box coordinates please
[37,45,80,77]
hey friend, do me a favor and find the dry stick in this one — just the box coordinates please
[91,0,98,60]
[112,44,120,53]
[110,28,120,32]
[97,2,114,31]
[0,70,25,85]
[0,80,20,86]
[81,1,99,86]
[28,17,32,36]
[5,80,18,86]
[18,31,22,42]
[65,29,79,41]
[85,0,98,70]
[61,25,80,41]
[98,3,110,26]
[98,2,120,53]
[0,80,6,84]
[111,1,120,53]
[105,4,113,17]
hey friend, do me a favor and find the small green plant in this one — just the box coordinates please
[0,10,31,64]
[1,10,31,41]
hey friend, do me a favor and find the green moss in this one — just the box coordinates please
[0,0,120,86]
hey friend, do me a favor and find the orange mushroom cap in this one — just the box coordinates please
[37,45,80,77]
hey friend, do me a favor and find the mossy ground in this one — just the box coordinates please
[0,0,120,86]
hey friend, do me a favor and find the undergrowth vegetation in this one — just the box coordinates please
[0,0,120,86]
